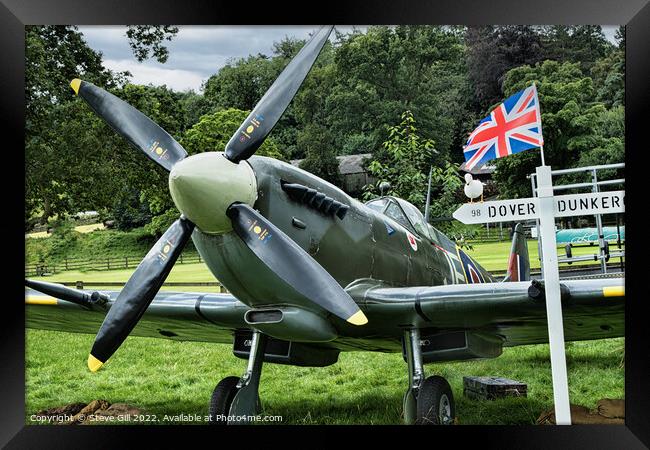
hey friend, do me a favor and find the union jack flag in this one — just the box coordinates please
[463,84,544,171]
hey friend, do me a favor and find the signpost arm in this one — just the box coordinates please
[536,165,571,425]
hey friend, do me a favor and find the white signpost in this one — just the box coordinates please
[452,190,625,224]
[453,167,624,426]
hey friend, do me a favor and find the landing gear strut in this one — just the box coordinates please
[208,330,267,425]
[403,329,455,425]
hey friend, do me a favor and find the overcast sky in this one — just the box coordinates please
[77,25,620,93]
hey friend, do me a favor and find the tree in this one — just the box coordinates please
[364,111,436,210]
[180,108,284,159]
[465,26,544,111]
[575,106,624,170]
[202,35,329,160]
[328,26,468,163]
[25,26,126,229]
[297,124,341,186]
[25,26,183,230]
[125,26,179,63]
[203,54,277,111]
[178,90,214,128]
[492,60,621,198]
[590,41,624,108]
[111,187,152,231]
[540,26,612,72]
[615,26,625,52]
[425,163,464,220]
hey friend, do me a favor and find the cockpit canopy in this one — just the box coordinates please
[364,196,458,253]
[365,196,431,239]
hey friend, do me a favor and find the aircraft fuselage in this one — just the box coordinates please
[191,155,492,330]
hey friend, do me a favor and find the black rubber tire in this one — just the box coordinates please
[416,375,455,425]
[208,376,240,425]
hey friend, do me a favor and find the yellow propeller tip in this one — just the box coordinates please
[70,79,82,95]
[347,310,368,326]
[87,354,104,372]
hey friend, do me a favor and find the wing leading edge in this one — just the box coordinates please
[26,289,250,345]
[354,278,624,347]
[26,277,624,354]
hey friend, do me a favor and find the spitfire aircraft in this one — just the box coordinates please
[25,26,624,425]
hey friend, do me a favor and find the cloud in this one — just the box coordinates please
[103,59,206,92]
[78,25,332,91]
[601,25,620,44]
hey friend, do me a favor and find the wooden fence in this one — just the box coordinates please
[25,252,204,277]
[60,280,229,293]
[33,263,621,298]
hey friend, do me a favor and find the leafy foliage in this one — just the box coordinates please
[45,219,80,260]
[540,26,612,72]
[25,25,625,234]
[465,26,544,111]
[143,208,181,238]
[25,26,186,231]
[492,60,624,198]
[425,163,464,220]
[181,108,284,160]
[364,111,436,210]
[297,124,341,186]
[25,26,124,229]
[125,26,179,63]
[329,26,468,163]
[111,188,152,231]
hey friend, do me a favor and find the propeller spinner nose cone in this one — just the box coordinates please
[169,152,257,234]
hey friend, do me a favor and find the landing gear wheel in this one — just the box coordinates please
[416,375,455,425]
[208,376,240,425]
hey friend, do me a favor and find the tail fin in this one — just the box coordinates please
[503,223,530,282]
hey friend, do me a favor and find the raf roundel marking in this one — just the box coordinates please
[407,232,418,251]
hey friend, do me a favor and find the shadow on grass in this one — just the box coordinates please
[142,391,549,425]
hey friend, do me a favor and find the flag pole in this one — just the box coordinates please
[534,81,546,166]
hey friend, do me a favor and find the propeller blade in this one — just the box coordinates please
[70,79,187,171]
[25,279,108,308]
[226,203,367,326]
[88,217,194,371]
[224,26,333,163]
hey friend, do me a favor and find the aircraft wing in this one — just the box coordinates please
[26,277,624,353]
[26,289,250,345]
[353,278,624,347]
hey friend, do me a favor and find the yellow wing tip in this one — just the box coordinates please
[70,78,82,95]
[87,354,104,372]
[347,310,368,326]
[25,296,57,305]
[603,286,624,297]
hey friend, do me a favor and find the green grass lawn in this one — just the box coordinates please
[465,240,624,272]
[25,329,623,425]
[25,240,624,425]
[31,262,221,292]
[32,262,214,283]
